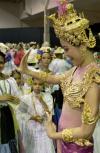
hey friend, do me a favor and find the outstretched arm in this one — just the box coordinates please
[45,83,100,142]
[19,51,63,84]
[0,94,20,104]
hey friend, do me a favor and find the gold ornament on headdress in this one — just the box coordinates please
[48,3,96,48]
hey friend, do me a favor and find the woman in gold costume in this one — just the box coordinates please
[19,2,100,153]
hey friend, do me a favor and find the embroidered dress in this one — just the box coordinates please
[57,63,100,153]
[17,91,55,153]
[0,77,19,153]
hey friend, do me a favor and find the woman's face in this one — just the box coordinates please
[60,40,84,66]
[41,52,51,67]
[0,55,5,72]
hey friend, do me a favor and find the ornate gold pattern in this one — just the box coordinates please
[82,102,99,124]
[75,139,93,146]
[93,72,100,83]
[38,71,48,82]
[62,129,73,142]
[60,63,100,146]
[62,128,93,146]
[60,64,100,108]
[48,3,96,48]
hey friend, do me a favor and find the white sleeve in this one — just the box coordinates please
[18,95,30,112]
[8,77,20,96]
[16,95,31,126]
[19,95,33,116]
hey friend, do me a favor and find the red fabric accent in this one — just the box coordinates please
[14,49,25,66]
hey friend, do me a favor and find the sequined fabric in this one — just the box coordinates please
[59,64,100,147]
[60,65,100,108]
[82,102,99,125]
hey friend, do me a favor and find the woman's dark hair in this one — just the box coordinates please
[0,51,6,62]
[55,53,63,59]
[93,34,100,53]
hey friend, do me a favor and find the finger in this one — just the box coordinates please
[46,112,50,120]
[14,98,20,104]
[7,96,14,101]
[46,112,52,122]
[14,101,20,104]
[48,112,52,120]
[53,123,56,130]
[12,96,19,101]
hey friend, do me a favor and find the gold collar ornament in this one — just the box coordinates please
[48,2,96,48]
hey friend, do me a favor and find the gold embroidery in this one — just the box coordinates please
[82,102,99,124]
[60,64,100,108]
[74,139,93,146]
[93,71,100,84]
[38,71,48,82]
[62,129,73,142]
[60,64,99,146]
[62,128,93,146]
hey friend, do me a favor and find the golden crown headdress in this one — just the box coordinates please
[48,2,96,48]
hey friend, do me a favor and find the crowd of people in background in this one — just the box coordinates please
[0,41,73,153]
[0,40,100,75]
[0,36,100,153]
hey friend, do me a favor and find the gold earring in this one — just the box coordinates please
[80,45,88,57]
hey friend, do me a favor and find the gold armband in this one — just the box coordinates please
[38,71,48,82]
[62,128,93,146]
[82,102,99,125]
[62,129,73,142]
